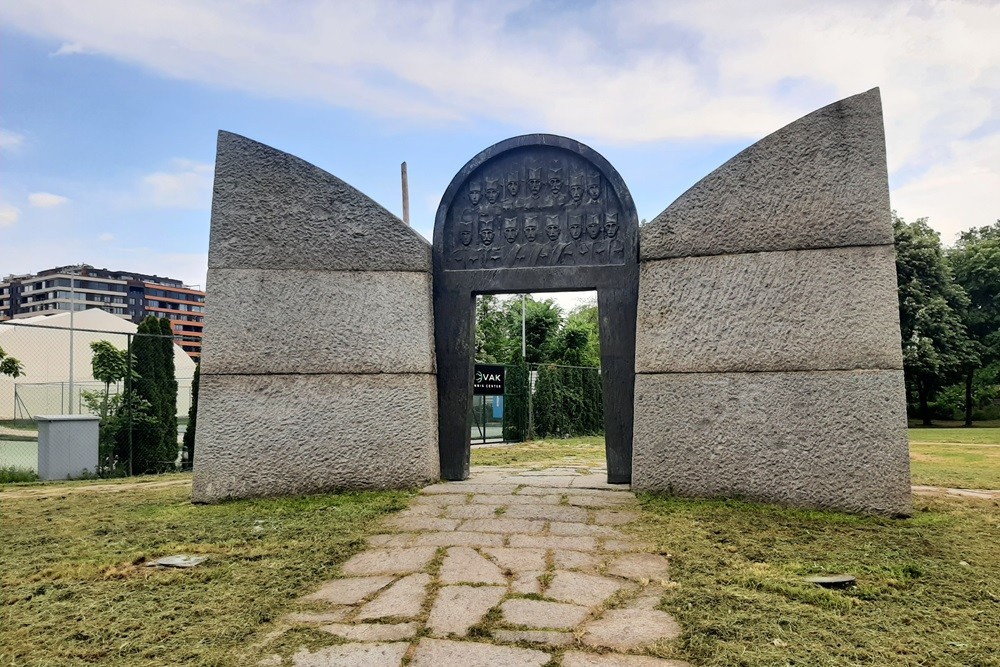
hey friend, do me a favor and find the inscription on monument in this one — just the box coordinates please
[445,147,627,270]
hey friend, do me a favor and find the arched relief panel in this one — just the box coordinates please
[194,132,439,502]
[633,89,911,515]
[434,135,639,483]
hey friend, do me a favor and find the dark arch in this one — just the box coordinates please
[433,134,639,483]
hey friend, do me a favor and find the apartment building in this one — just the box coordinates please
[0,264,205,361]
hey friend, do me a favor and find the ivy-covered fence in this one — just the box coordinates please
[499,361,603,442]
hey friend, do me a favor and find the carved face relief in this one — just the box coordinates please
[506,174,519,196]
[469,183,482,206]
[523,215,538,242]
[569,215,583,240]
[527,169,542,196]
[459,225,473,246]
[503,217,519,243]
[545,215,560,241]
[480,225,494,246]
[569,177,584,203]
[586,174,601,201]
[604,212,619,239]
[587,214,602,239]
[549,168,563,195]
[485,179,500,205]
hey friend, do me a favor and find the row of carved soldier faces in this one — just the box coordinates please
[468,169,602,207]
[459,211,620,247]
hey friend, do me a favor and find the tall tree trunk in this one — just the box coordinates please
[964,370,974,427]
[918,377,932,426]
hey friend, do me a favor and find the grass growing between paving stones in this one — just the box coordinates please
[0,480,411,667]
[631,494,1000,667]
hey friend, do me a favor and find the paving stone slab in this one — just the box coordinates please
[567,495,635,508]
[501,598,591,630]
[549,522,624,538]
[562,652,694,667]
[472,494,562,505]
[607,553,672,582]
[301,576,394,605]
[516,486,573,496]
[387,516,461,532]
[422,483,518,494]
[427,585,506,637]
[504,504,590,522]
[356,573,431,620]
[410,638,551,667]
[412,494,469,506]
[439,547,507,585]
[508,534,598,552]
[504,475,580,487]
[284,609,352,624]
[493,629,574,647]
[341,547,437,576]
[602,539,653,552]
[581,608,682,650]
[483,547,548,573]
[367,534,416,547]
[511,570,544,594]
[318,622,418,641]
[628,591,664,610]
[460,518,545,534]
[291,641,410,667]
[570,475,632,490]
[397,504,443,517]
[593,509,641,526]
[552,550,602,571]
[546,570,626,607]
[558,488,634,498]
[444,504,500,519]
[411,531,505,548]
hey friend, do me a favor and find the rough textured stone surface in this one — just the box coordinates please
[582,609,682,650]
[546,571,625,606]
[474,493,562,505]
[444,504,499,519]
[301,576,393,604]
[387,516,460,532]
[509,535,597,551]
[192,373,438,501]
[549,522,623,538]
[209,131,430,272]
[632,370,911,515]
[566,494,632,508]
[504,504,589,522]
[318,622,417,641]
[594,509,640,525]
[342,548,436,576]
[284,610,352,624]
[563,652,693,667]
[410,638,550,667]
[426,585,506,637]
[460,518,545,534]
[411,531,504,547]
[483,547,548,573]
[552,550,601,571]
[511,570,544,594]
[439,547,507,584]
[607,554,671,582]
[493,629,574,647]
[291,641,410,667]
[501,599,591,629]
[636,246,903,373]
[356,573,431,620]
[367,534,416,547]
[640,88,891,260]
[201,268,434,375]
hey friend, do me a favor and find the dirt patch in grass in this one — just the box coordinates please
[0,481,411,667]
[631,494,1000,667]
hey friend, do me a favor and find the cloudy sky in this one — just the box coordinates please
[0,0,997,292]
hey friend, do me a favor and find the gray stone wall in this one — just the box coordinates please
[193,132,439,502]
[633,89,911,515]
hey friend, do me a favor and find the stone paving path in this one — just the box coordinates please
[263,466,692,666]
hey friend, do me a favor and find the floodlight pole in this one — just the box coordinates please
[68,273,75,415]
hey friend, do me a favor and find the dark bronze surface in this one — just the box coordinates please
[433,134,639,483]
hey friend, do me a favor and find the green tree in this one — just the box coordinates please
[475,295,519,363]
[182,364,200,468]
[948,220,1000,424]
[0,344,24,378]
[159,317,178,465]
[523,298,562,363]
[894,214,978,424]
[88,340,132,421]
[129,317,176,473]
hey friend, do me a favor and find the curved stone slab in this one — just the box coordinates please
[641,88,891,260]
[192,373,439,501]
[632,370,911,515]
[636,245,903,373]
[200,268,434,375]
[209,131,430,272]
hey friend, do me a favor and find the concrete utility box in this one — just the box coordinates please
[35,415,100,481]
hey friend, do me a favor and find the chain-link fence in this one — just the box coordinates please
[471,361,603,444]
[0,318,197,478]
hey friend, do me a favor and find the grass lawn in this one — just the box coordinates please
[0,475,410,667]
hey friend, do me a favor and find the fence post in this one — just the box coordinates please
[126,332,133,477]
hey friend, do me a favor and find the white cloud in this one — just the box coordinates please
[141,159,213,209]
[99,232,115,242]
[28,192,69,208]
[0,128,25,151]
[0,204,20,228]
[50,41,89,56]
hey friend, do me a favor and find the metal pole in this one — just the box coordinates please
[521,294,526,360]
[126,333,133,476]
[68,275,75,414]
[401,161,410,225]
[528,364,534,440]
